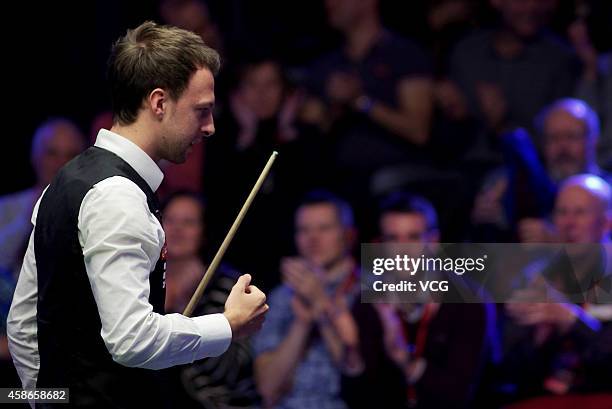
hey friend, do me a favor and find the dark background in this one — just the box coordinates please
[2,0,610,195]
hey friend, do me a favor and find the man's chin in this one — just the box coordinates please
[165,154,188,165]
[168,146,193,164]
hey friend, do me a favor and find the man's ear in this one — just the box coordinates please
[148,88,167,120]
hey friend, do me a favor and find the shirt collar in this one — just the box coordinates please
[94,128,164,192]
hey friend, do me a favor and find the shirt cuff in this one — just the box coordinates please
[192,313,233,358]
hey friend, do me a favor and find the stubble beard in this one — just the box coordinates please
[160,134,189,164]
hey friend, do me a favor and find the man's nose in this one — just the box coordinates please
[202,121,215,137]
[560,217,576,230]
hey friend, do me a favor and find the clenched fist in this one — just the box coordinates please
[223,274,269,339]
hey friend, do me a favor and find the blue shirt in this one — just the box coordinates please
[253,278,357,409]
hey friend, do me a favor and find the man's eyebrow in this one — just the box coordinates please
[196,100,215,108]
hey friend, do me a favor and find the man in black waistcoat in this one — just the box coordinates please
[7,21,268,408]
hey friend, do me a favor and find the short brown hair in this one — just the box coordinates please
[107,21,220,125]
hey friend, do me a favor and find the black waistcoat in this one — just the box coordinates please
[35,146,167,408]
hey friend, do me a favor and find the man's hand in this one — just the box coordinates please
[329,297,359,348]
[434,79,468,121]
[476,81,507,131]
[281,257,329,313]
[291,296,315,325]
[230,92,258,149]
[223,274,268,339]
[277,91,303,142]
[471,177,507,226]
[505,301,577,333]
[568,20,598,81]
[374,303,409,368]
[518,218,558,243]
[326,72,362,105]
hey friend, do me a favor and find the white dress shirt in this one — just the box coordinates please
[7,128,232,392]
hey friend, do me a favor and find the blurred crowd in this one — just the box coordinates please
[2,0,612,407]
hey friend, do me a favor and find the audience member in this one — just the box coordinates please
[450,0,577,135]
[471,98,608,242]
[253,191,361,409]
[0,118,84,274]
[162,191,259,408]
[569,7,612,168]
[345,192,495,409]
[501,175,612,403]
[204,58,332,292]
